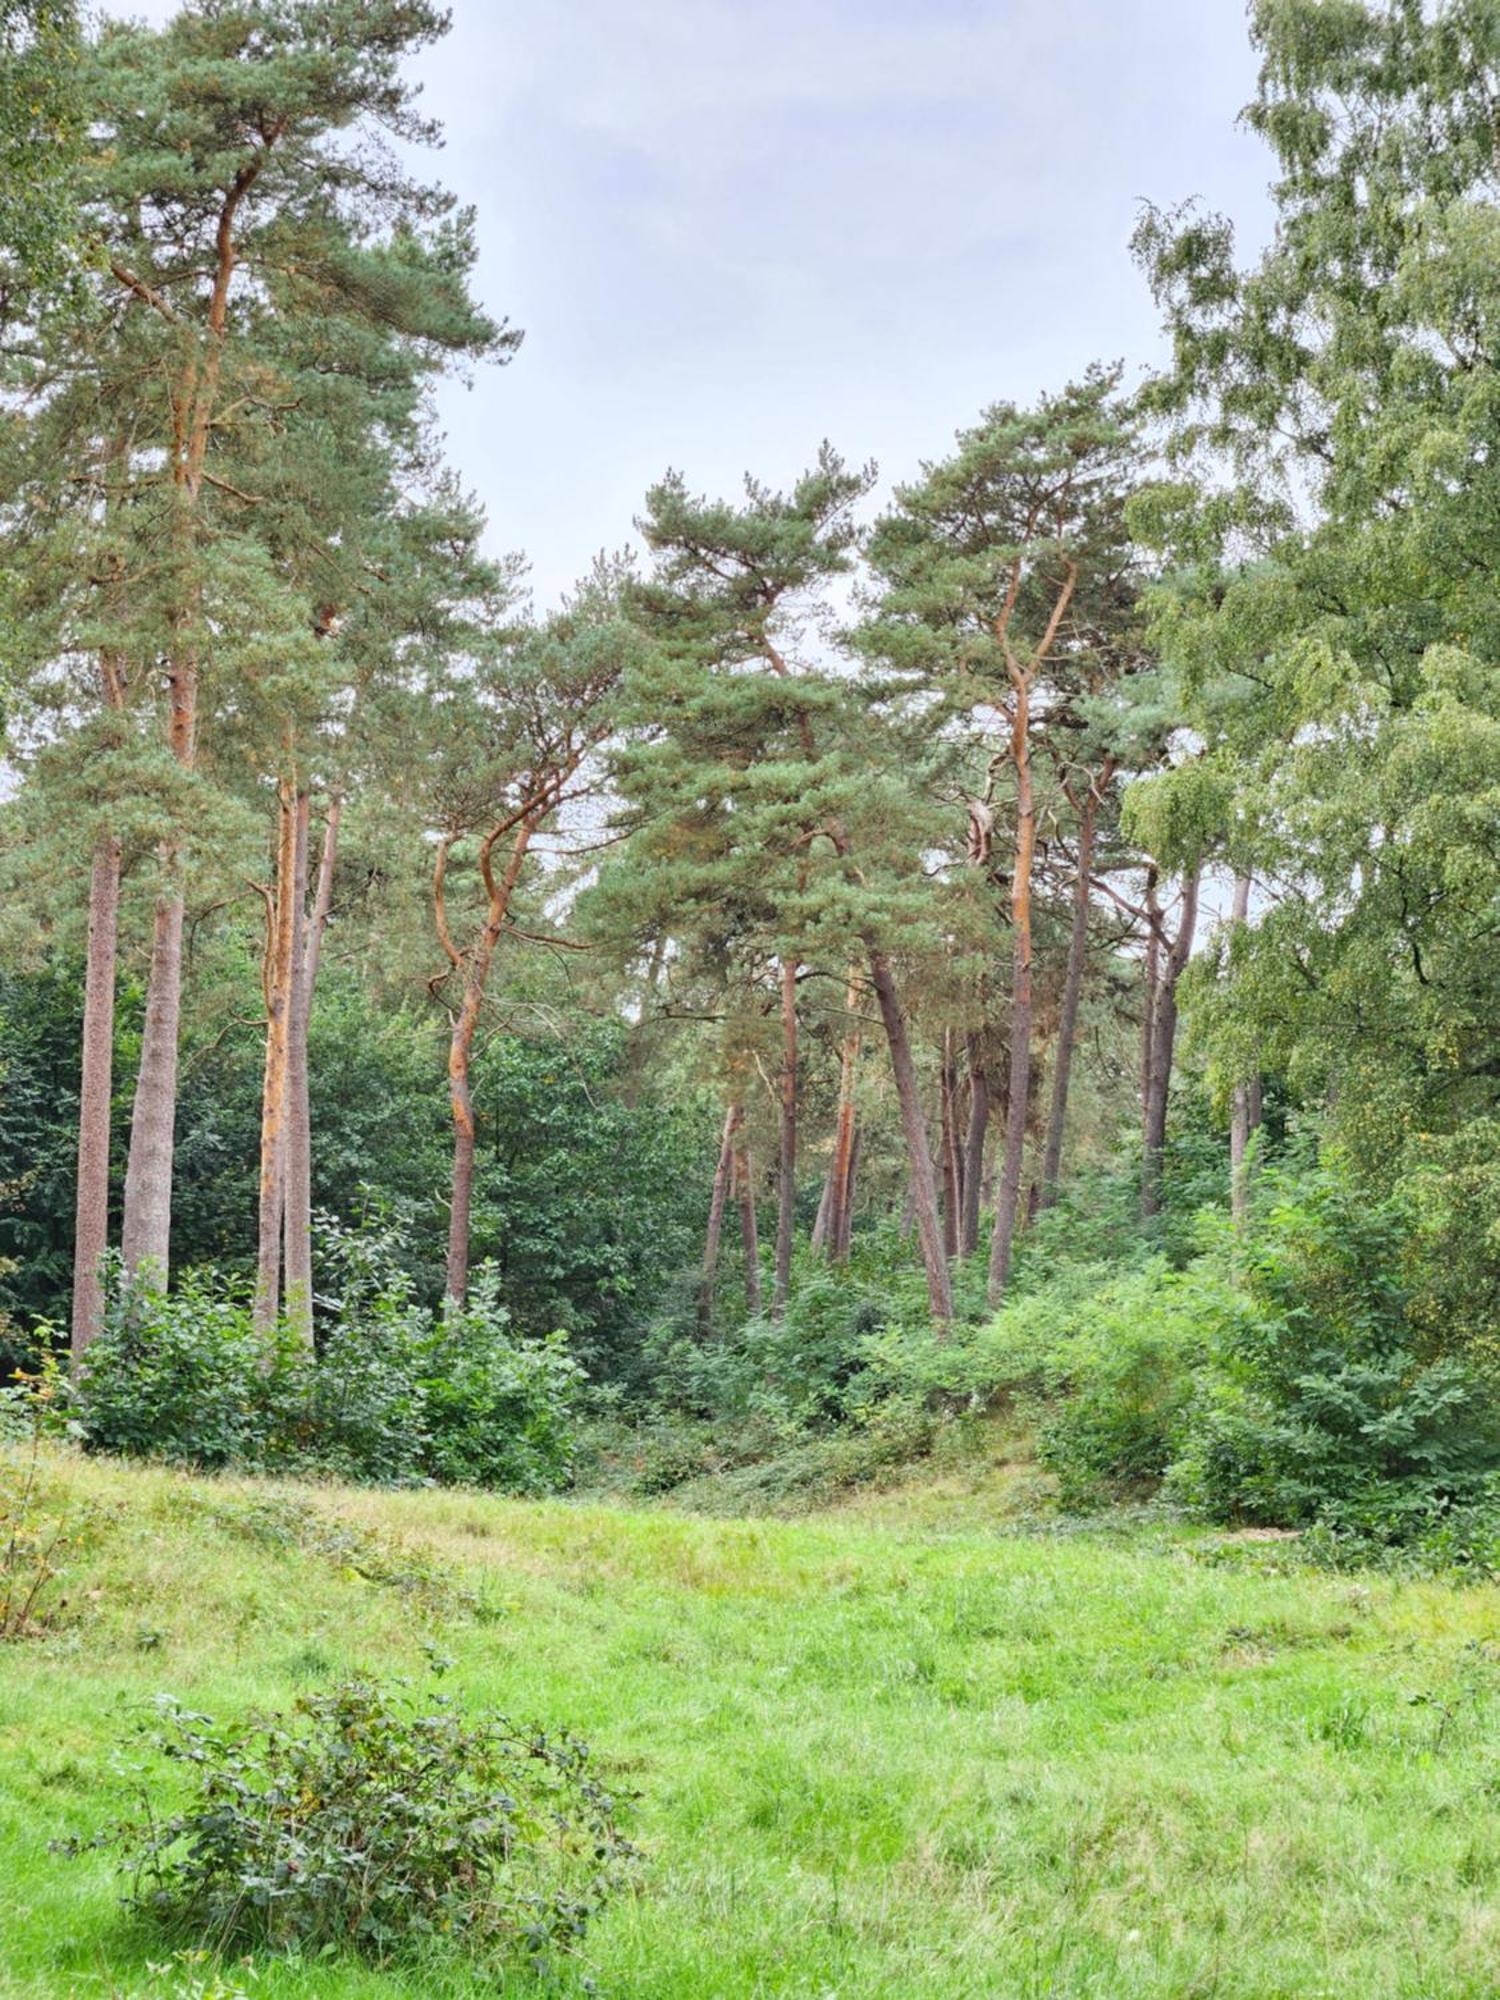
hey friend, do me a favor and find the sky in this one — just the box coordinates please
[130,0,1276,608]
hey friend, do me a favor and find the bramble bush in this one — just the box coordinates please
[64,1677,636,1969]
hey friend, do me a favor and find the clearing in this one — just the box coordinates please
[2,1451,1499,1997]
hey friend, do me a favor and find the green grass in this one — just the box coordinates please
[5,1447,1500,1996]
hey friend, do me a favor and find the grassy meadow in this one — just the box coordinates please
[3,1448,1500,1997]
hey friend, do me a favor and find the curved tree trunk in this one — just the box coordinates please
[865,939,953,1326]
[72,833,121,1364]
[989,678,1037,1306]
[443,815,540,1304]
[1141,862,1202,1219]
[825,971,863,1263]
[772,958,798,1317]
[1038,788,1099,1210]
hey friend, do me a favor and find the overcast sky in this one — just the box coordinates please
[131,1,1275,607]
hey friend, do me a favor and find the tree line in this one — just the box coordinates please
[1,0,1495,1393]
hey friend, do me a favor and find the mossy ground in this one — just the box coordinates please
[3,1447,1500,1996]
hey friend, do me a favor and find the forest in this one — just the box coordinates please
[2,1,1500,1995]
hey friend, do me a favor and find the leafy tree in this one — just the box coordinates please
[1137,0,1500,1341]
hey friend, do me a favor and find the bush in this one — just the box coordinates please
[76,1271,284,1470]
[1165,1173,1500,1533]
[67,1678,636,1969]
[867,1258,1218,1507]
[72,1256,584,1494]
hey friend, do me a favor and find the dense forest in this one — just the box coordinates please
[1,0,1497,1550]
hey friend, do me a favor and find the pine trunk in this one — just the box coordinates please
[989,680,1037,1305]
[825,972,863,1263]
[283,795,339,1339]
[444,817,539,1303]
[960,1036,989,1256]
[1038,791,1098,1209]
[835,1126,860,1260]
[283,793,339,1342]
[864,939,954,1326]
[735,1140,761,1313]
[700,1103,742,1330]
[120,644,198,1288]
[940,1030,961,1260]
[1140,864,1160,1130]
[120,891,185,1286]
[254,783,300,1331]
[72,833,121,1363]
[280,794,314,1343]
[772,958,798,1317]
[810,1174,832,1253]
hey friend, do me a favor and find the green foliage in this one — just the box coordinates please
[0,0,80,296]
[869,1257,1220,1508]
[1166,1173,1500,1536]
[69,1678,634,1969]
[72,1255,583,1495]
[465,1023,719,1374]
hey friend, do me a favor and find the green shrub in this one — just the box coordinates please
[1165,1173,1500,1533]
[417,1271,583,1494]
[863,1258,1219,1506]
[66,1678,636,1969]
[72,1258,583,1495]
[76,1269,287,1470]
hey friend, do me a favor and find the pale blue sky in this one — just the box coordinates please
[134,1,1275,604]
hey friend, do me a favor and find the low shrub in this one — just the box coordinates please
[65,1677,636,1970]
[72,1258,583,1494]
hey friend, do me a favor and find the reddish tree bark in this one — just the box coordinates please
[987,554,1078,1306]
[772,958,799,1317]
[1038,774,1106,1209]
[959,1035,989,1257]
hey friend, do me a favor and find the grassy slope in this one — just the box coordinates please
[3,1451,1500,1997]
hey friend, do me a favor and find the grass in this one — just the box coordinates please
[4,1447,1500,1996]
